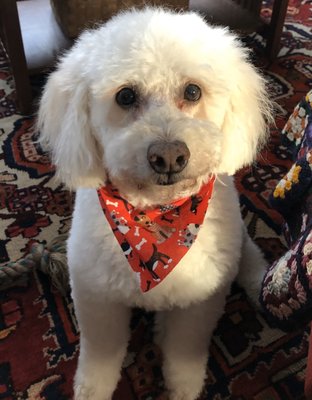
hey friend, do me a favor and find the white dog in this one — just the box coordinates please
[38,7,272,400]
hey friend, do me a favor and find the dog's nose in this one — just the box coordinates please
[147,141,190,174]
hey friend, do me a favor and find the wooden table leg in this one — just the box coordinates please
[0,0,32,114]
[266,0,289,60]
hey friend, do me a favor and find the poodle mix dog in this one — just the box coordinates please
[38,7,272,400]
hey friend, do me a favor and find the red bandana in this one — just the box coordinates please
[97,177,215,292]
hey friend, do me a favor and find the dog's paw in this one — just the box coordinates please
[164,366,205,400]
[74,384,94,400]
[74,369,115,400]
[237,233,268,309]
[74,382,112,400]
[168,386,202,400]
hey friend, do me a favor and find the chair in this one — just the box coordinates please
[190,0,289,60]
[0,0,70,114]
[0,0,32,114]
[0,0,289,115]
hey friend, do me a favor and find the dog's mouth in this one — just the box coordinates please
[156,172,181,186]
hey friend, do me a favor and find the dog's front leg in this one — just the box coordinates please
[236,228,268,308]
[155,292,227,400]
[73,298,131,400]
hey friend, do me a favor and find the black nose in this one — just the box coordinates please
[147,141,190,174]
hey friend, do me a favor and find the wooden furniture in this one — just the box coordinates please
[50,0,188,39]
[265,0,289,60]
[0,0,32,114]
[0,0,289,115]
[190,0,289,60]
[0,0,70,115]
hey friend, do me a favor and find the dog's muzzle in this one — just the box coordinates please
[147,141,190,185]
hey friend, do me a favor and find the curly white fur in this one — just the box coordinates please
[38,7,272,400]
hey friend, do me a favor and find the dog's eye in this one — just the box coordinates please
[116,87,137,108]
[184,84,201,102]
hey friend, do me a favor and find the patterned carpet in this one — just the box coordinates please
[0,1,312,399]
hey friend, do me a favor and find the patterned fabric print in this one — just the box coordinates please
[0,113,74,265]
[261,236,309,321]
[97,179,215,292]
[302,231,312,289]
[273,163,302,199]
[261,91,312,324]
[0,74,17,119]
[0,274,78,400]
[282,91,312,156]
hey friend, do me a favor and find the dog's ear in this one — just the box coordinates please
[37,64,105,190]
[218,48,273,175]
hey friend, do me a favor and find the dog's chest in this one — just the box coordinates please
[68,183,242,310]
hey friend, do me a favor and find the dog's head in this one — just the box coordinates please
[38,7,272,207]
[134,213,153,228]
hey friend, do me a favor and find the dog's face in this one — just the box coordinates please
[134,214,154,228]
[38,8,272,207]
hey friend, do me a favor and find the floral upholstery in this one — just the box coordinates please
[260,90,312,325]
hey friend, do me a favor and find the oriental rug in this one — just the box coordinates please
[0,1,312,399]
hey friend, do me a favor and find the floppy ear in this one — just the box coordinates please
[218,53,273,175]
[37,65,105,189]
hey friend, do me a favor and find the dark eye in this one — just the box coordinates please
[184,84,201,102]
[115,87,137,108]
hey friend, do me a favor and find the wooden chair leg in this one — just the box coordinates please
[266,0,289,60]
[1,0,32,114]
